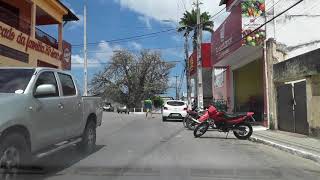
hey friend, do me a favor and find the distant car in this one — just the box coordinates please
[117,105,129,114]
[103,103,114,112]
[162,100,187,121]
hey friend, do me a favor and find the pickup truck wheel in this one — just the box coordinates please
[78,121,96,154]
[0,133,30,179]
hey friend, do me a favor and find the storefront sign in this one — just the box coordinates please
[212,4,242,64]
[241,0,266,46]
[0,23,62,61]
[62,41,71,70]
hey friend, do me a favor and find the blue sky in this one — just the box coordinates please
[43,0,226,97]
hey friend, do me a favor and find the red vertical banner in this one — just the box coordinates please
[61,40,72,70]
[201,43,212,68]
[212,4,242,65]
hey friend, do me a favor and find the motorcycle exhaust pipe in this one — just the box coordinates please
[190,117,200,124]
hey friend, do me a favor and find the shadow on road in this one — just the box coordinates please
[197,136,237,140]
[163,120,183,122]
[10,145,104,180]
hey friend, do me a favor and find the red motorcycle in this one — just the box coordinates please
[193,105,255,139]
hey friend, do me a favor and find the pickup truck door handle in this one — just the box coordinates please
[58,103,64,109]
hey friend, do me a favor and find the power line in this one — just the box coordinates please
[83,46,184,54]
[71,31,178,49]
[181,0,187,11]
[216,0,304,55]
[72,28,176,47]
[210,7,227,21]
[72,60,181,65]
[275,0,320,32]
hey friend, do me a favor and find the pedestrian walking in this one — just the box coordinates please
[144,99,153,118]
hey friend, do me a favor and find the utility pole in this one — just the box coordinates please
[174,75,179,100]
[184,35,192,109]
[196,0,204,109]
[83,0,88,96]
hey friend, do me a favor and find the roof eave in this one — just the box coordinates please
[56,0,79,21]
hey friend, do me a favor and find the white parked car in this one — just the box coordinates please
[162,100,187,121]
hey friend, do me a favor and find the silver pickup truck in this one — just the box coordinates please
[0,67,102,170]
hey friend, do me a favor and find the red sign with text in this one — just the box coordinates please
[62,41,71,70]
[212,4,242,65]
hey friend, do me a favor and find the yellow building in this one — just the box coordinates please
[0,0,78,70]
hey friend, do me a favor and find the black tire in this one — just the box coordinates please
[162,117,167,122]
[233,122,253,140]
[194,122,209,138]
[0,133,30,179]
[186,118,197,130]
[78,121,96,154]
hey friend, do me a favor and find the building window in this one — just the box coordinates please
[0,44,29,63]
[0,1,19,30]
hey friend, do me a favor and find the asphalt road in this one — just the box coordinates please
[16,112,320,180]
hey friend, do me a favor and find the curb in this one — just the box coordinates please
[249,136,320,164]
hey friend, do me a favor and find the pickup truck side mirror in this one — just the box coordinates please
[34,84,56,97]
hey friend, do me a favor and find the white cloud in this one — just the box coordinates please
[72,41,123,68]
[95,41,122,61]
[138,16,152,29]
[66,8,84,30]
[114,0,227,28]
[128,41,142,50]
[71,54,100,68]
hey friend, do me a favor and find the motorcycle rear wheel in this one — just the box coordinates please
[233,122,253,140]
[194,122,209,138]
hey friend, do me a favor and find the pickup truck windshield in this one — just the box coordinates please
[0,69,34,93]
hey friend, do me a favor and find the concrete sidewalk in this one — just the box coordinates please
[250,129,320,164]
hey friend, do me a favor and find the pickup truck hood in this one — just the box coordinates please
[0,93,33,132]
[0,93,26,104]
[0,93,29,112]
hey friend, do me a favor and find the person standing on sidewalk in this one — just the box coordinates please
[144,99,153,118]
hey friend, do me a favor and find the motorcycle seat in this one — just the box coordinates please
[223,112,247,119]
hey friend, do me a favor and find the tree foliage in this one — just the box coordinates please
[177,9,214,50]
[91,50,174,108]
[151,96,164,108]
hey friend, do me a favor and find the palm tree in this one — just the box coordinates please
[177,9,214,50]
[177,9,213,108]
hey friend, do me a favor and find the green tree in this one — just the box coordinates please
[151,96,164,108]
[177,9,214,50]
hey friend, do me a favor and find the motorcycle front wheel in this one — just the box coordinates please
[194,122,209,138]
[233,122,253,140]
